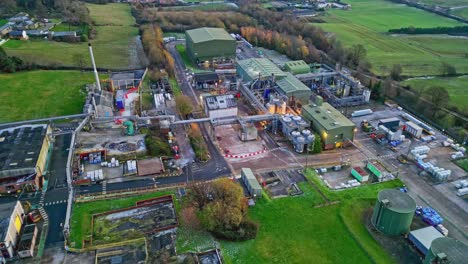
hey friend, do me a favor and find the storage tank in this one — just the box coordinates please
[424,237,468,264]
[267,103,276,114]
[371,189,416,236]
[280,102,287,115]
[294,136,305,153]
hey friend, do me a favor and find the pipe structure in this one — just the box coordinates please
[88,43,102,91]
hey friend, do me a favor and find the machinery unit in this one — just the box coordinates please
[371,189,416,236]
[115,90,125,110]
[405,121,423,138]
[241,168,262,198]
[290,129,314,153]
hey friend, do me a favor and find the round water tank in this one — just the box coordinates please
[302,130,311,136]
[297,136,305,143]
[266,103,276,114]
[291,131,301,138]
[424,237,468,264]
[282,117,292,123]
[280,102,287,115]
[307,135,315,141]
[292,116,302,122]
[371,189,416,236]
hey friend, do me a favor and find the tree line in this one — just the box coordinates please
[388,25,468,35]
[241,27,321,63]
[140,24,175,76]
[0,47,34,73]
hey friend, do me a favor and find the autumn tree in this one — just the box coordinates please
[175,95,193,118]
[346,44,367,69]
[390,64,403,81]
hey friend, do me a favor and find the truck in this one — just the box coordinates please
[360,120,374,133]
[456,187,468,197]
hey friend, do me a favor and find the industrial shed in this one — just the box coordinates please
[236,58,286,82]
[301,97,355,150]
[284,60,310,75]
[409,226,444,255]
[424,237,468,264]
[185,27,236,64]
[371,189,416,236]
[204,94,238,119]
[276,73,312,105]
[241,168,262,198]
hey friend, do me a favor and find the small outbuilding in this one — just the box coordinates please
[284,60,310,75]
[409,226,444,255]
[137,158,165,176]
[204,94,238,119]
[241,168,262,198]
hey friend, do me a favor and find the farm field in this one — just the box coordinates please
[178,170,403,264]
[418,0,468,8]
[402,75,468,111]
[452,7,468,19]
[316,0,468,76]
[0,70,100,123]
[3,3,140,69]
[69,190,175,249]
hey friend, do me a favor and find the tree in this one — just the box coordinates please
[390,64,403,81]
[312,133,322,154]
[440,62,457,76]
[175,95,193,118]
[72,53,86,71]
[346,44,367,68]
[188,181,213,210]
[424,86,449,117]
[382,77,397,98]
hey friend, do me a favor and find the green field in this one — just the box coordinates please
[176,170,403,263]
[69,190,175,249]
[50,22,82,32]
[316,0,468,76]
[0,70,101,123]
[452,7,468,19]
[418,0,468,7]
[402,75,468,110]
[3,3,139,69]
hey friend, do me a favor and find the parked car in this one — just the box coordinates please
[28,209,42,223]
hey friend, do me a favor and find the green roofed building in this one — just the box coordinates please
[241,168,262,198]
[276,73,311,105]
[284,60,310,75]
[236,58,287,82]
[185,27,236,64]
[301,97,355,149]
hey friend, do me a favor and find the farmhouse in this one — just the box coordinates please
[185,27,236,64]
[301,97,355,149]
[0,125,52,194]
[8,30,28,40]
[0,24,13,37]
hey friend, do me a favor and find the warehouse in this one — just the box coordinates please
[185,27,236,64]
[301,97,355,150]
[241,168,262,198]
[371,189,416,236]
[424,237,468,264]
[204,94,238,119]
[276,73,312,107]
[409,226,444,255]
[284,60,310,75]
[0,125,52,194]
[236,58,286,82]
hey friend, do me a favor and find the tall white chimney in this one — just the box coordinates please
[88,43,101,91]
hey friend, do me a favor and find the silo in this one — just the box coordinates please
[424,237,468,264]
[371,189,416,236]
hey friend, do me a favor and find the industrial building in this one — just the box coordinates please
[408,226,444,255]
[301,97,355,150]
[241,168,262,198]
[0,200,26,259]
[276,73,312,107]
[371,189,416,236]
[284,60,310,75]
[424,237,468,264]
[191,72,221,90]
[185,27,236,64]
[0,125,52,194]
[236,58,286,82]
[204,94,238,119]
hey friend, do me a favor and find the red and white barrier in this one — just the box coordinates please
[224,150,267,159]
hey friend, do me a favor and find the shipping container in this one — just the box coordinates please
[405,121,423,138]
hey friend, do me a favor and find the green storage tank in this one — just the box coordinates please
[424,237,468,264]
[371,189,416,236]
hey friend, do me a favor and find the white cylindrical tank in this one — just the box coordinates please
[302,130,311,137]
[267,103,275,114]
[291,131,301,138]
[280,102,287,114]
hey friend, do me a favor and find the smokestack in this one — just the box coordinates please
[88,43,101,91]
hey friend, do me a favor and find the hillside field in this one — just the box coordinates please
[3,3,140,69]
[0,71,99,123]
[316,0,468,76]
[402,75,468,111]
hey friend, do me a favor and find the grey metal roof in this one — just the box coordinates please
[0,200,17,241]
[276,73,311,94]
[52,31,76,37]
[205,94,237,111]
[302,102,355,131]
[241,168,261,190]
[237,58,287,80]
[378,189,416,213]
[193,72,219,83]
[0,124,48,179]
[410,226,443,253]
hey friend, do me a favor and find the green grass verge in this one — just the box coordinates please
[51,23,82,32]
[452,7,468,19]
[175,44,207,73]
[0,70,102,123]
[176,226,217,253]
[418,0,468,8]
[69,190,175,249]
[169,78,182,96]
[219,172,403,264]
[3,3,138,69]
[315,0,468,76]
[454,158,468,172]
[401,75,468,110]
[0,19,7,27]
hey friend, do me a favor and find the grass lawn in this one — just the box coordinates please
[218,173,403,264]
[50,22,82,32]
[169,78,182,96]
[175,44,208,73]
[0,70,101,123]
[418,0,468,8]
[69,190,175,249]
[454,158,468,172]
[452,7,468,19]
[0,19,7,27]
[401,75,468,110]
[3,3,139,69]
[315,0,468,76]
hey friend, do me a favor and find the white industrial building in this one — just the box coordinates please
[204,94,238,119]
